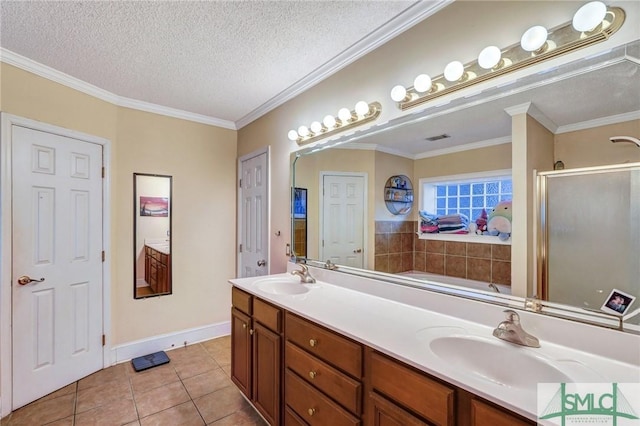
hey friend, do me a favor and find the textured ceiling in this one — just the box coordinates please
[0,0,440,128]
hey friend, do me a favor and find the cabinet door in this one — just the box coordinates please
[470,399,533,426]
[368,392,429,426]
[253,322,281,425]
[231,308,252,398]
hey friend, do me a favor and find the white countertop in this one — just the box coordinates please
[145,238,170,255]
[229,270,640,421]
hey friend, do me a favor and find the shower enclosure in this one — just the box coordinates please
[537,163,640,325]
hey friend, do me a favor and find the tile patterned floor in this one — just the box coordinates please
[1,336,267,426]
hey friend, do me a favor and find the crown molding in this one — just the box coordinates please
[415,136,512,159]
[504,101,558,133]
[0,48,237,130]
[234,0,454,129]
[556,110,640,134]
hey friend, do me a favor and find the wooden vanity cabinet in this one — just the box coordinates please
[284,312,363,426]
[144,246,171,293]
[231,287,283,425]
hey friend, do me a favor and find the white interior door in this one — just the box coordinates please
[321,174,365,268]
[238,150,269,277]
[12,125,103,409]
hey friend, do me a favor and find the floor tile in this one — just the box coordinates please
[130,364,180,395]
[193,386,249,424]
[183,368,233,399]
[139,401,205,426]
[74,397,137,426]
[4,335,265,426]
[76,376,133,413]
[5,393,75,425]
[134,380,190,418]
[78,363,128,390]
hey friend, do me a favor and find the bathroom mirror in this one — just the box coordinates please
[134,173,172,299]
[291,40,640,331]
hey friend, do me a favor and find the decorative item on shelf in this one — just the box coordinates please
[390,1,625,111]
[287,101,382,146]
[554,160,565,170]
[384,175,413,215]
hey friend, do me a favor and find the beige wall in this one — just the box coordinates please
[413,144,512,179]
[555,120,640,168]
[1,63,237,345]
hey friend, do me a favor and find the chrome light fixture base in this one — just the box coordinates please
[394,5,625,111]
[291,101,382,146]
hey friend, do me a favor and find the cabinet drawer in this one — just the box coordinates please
[254,298,282,333]
[470,399,533,426]
[285,369,360,426]
[159,253,168,264]
[285,406,308,426]
[286,313,362,378]
[370,351,454,426]
[232,287,252,315]
[286,341,361,414]
[369,391,429,426]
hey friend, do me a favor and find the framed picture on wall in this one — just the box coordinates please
[140,196,169,217]
[293,188,307,219]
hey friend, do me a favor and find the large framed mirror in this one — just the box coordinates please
[134,173,172,299]
[291,39,640,332]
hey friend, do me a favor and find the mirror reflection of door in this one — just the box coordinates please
[134,173,172,298]
[320,173,365,268]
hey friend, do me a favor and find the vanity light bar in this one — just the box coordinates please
[288,101,382,146]
[391,1,625,111]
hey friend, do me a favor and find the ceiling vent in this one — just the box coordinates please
[425,133,451,142]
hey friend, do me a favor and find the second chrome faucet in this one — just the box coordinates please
[291,264,316,283]
[493,309,540,348]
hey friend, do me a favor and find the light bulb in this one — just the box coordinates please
[355,101,369,117]
[338,108,352,122]
[444,61,464,82]
[413,74,432,93]
[521,25,548,52]
[297,125,309,138]
[310,121,323,134]
[478,46,502,69]
[323,115,336,129]
[572,1,607,32]
[287,130,299,141]
[390,85,407,102]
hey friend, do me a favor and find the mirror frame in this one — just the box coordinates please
[290,41,640,334]
[133,172,173,299]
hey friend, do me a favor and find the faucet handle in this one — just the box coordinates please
[503,309,520,323]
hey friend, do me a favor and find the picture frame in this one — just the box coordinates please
[293,188,307,219]
[600,288,636,316]
[139,196,169,217]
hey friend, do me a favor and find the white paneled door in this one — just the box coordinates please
[238,150,269,277]
[321,174,365,268]
[12,126,103,409]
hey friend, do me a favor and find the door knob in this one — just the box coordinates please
[353,248,362,253]
[257,260,266,267]
[18,276,45,286]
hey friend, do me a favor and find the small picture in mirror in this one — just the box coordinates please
[140,196,169,217]
[600,289,636,316]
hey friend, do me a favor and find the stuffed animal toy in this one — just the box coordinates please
[486,200,512,241]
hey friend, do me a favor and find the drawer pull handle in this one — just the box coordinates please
[308,408,316,416]
[249,329,254,335]
[309,339,318,347]
[309,371,317,379]
[242,323,247,329]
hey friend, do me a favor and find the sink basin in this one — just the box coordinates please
[254,277,310,295]
[429,336,570,388]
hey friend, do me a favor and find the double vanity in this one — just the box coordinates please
[229,265,639,425]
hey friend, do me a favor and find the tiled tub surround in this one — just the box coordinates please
[233,267,640,421]
[374,220,511,286]
[374,220,415,273]
[417,239,512,285]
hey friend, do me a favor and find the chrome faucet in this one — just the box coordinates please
[291,264,316,283]
[492,309,540,348]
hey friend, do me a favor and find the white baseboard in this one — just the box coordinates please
[110,321,231,365]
